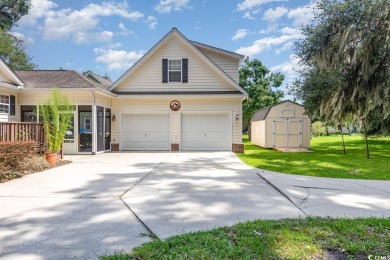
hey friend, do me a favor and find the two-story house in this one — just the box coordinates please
[0,28,247,154]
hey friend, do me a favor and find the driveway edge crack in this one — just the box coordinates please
[119,198,160,241]
[256,173,308,217]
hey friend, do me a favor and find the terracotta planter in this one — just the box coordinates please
[45,153,57,165]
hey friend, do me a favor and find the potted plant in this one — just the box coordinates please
[39,88,74,165]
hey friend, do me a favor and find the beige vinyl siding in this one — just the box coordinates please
[0,88,19,122]
[196,46,239,83]
[111,97,242,147]
[19,91,94,105]
[95,93,112,108]
[115,35,237,92]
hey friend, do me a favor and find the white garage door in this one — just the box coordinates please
[181,113,230,151]
[121,114,170,150]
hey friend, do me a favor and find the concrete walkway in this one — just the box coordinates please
[0,152,389,259]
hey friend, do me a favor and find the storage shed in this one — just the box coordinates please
[251,101,311,148]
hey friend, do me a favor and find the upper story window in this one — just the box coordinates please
[0,94,10,114]
[162,58,188,83]
[169,60,182,82]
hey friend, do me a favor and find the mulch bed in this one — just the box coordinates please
[0,160,72,183]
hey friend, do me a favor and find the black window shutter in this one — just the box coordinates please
[162,59,168,83]
[182,58,188,83]
[10,95,15,115]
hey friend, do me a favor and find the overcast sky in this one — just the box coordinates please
[12,0,316,95]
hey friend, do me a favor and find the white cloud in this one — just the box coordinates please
[271,54,304,80]
[18,0,57,26]
[236,31,303,57]
[118,23,134,36]
[243,12,256,20]
[94,48,146,71]
[73,31,113,44]
[237,0,284,11]
[232,29,250,41]
[19,1,145,44]
[9,31,34,44]
[263,6,288,22]
[280,26,301,35]
[287,4,316,27]
[275,42,294,54]
[155,0,192,14]
[146,16,158,29]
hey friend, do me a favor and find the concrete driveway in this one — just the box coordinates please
[0,152,389,259]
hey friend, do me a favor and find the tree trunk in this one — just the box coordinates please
[248,124,252,141]
[363,121,369,159]
[341,126,346,155]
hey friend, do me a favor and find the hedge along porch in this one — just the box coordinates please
[251,101,311,149]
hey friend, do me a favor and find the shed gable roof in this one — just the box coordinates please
[251,100,307,122]
[110,28,247,96]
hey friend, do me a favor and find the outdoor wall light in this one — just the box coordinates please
[112,114,116,121]
[235,114,240,120]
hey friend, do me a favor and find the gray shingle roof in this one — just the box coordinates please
[15,70,98,89]
[251,100,308,122]
[85,71,112,89]
[251,107,271,122]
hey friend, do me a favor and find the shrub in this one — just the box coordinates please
[311,121,326,137]
[0,141,35,174]
[19,156,49,172]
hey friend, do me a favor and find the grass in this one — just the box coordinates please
[237,134,390,180]
[101,217,390,259]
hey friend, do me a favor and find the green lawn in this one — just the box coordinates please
[237,135,390,180]
[101,217,390,259]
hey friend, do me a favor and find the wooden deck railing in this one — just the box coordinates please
[0,122,45,145]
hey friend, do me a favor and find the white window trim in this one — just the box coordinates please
[84,118,92,131]
[0,94,10,115]
[168,59,182,83]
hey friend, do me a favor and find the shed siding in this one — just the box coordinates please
[115,35,237,92]
[252,101,311,148]
[111,97,242,147]
[0,88,19,122]
[251,120,266,147]
[196,46,239,83]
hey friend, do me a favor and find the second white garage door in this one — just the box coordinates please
[181,113,230,151]
[121,114,170,150]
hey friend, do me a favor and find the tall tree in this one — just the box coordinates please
[0,30,36,70]
[240,58,284,137]
[0,0,31,31]
[292,0,390,158]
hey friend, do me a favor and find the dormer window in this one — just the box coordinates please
[162,58,188,83]
[169,60,182,82]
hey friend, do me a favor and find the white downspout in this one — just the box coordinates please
[91,91,97,155]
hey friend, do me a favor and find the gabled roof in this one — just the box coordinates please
[251,100,307,122]
[0,58,25,89]
[84,70,112,89]
[110,28,248,96]
[15,70,116,96]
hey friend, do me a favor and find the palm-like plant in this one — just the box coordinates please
[39,88,74,156]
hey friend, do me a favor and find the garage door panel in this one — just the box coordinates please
[181,113,230,151]
[121,114,170,151]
